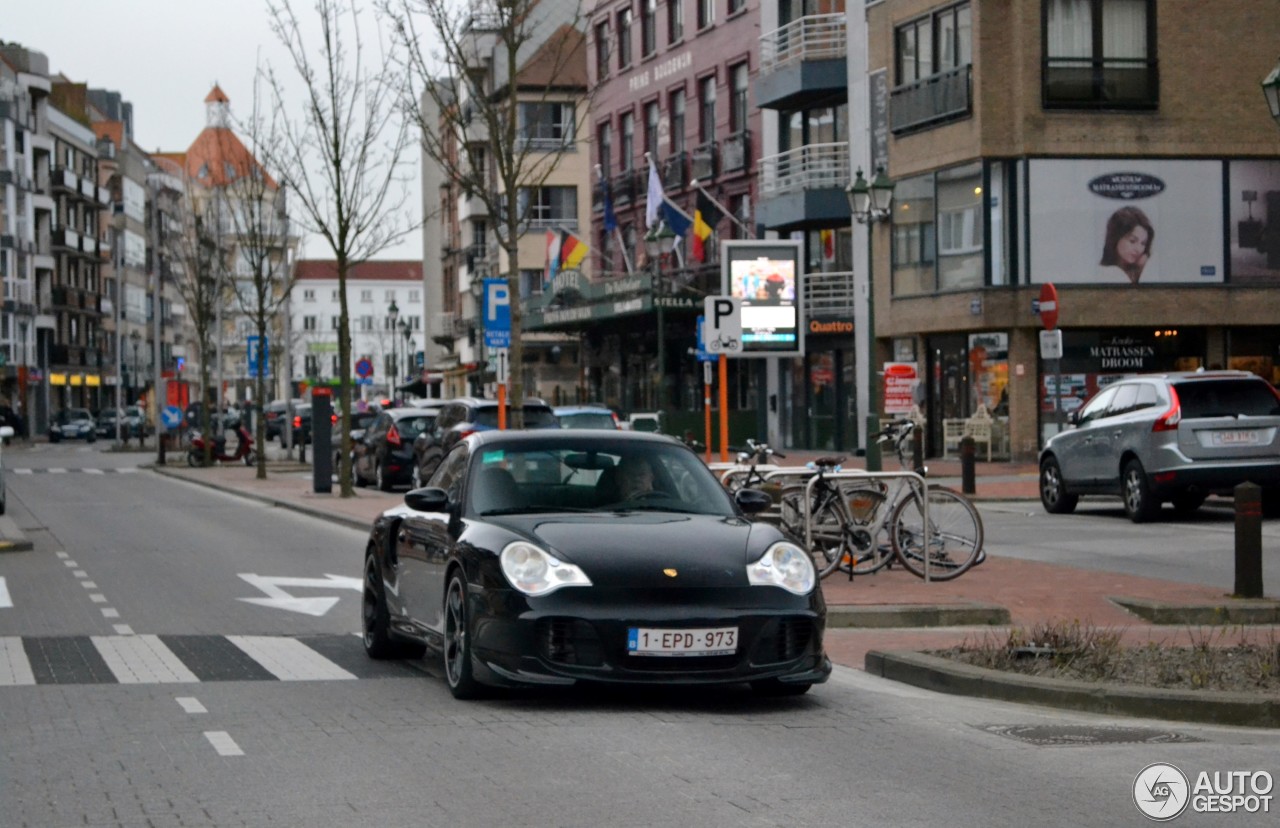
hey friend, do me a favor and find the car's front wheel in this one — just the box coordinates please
[443,571,481,699]
[1122,458,1159,523]
[362,555,424,660]
[1039,457,1078,514]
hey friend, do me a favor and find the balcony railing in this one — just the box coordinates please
[691,141,717,181]
[662,152,688,190]
[805,270,854,316]
[50,226,81,250]
[612,170,638,206]
[890,65,972,135]
[51,168,77,193]
[721,132,750,175]
[758,142,850,196]
[760,13,847,72]
[431,312,458,338]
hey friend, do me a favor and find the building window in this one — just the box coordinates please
[670,88,686,153]
[385,289,396,302]
[362,315,374,331]
[331,355,341,375]
[303,289,315,301]
[699,75,716,143]
[518,102,575,149]
[729,63,749,134]
[520,187,579,229]
[642,0,657,57]
[935,162,984,290]
[668,0,684,43]
[331,316,340,330]
[331,289,339,300]
[620,111,635,170]
[896,3,973,85]
[728,0,744,14]
[617,7,633,69]
[303,316,317,331]
[595,21,611,77]
[697,0,714,29]
[598,122,613,175]
[644,101,660,158]
[1043,0,1156,109]
[408,289,420,303]
[305,355,319,376]
[890,171,938,297]
[360,289,372,302]
[520,269,544,299]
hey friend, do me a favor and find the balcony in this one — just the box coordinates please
[431,312,458,339]
[51,167,77,193]
[690,142,717,182]
[805,270,855,316]
[459,190,489,220]
[50,226,81,251]
[612,170,638,207]
[721,132,750,176]
[890,65,972,135]
[756,142,851,231]
[465,243,489,271]
[79,177,96,200]
[757,14,848,111]
[662,152,688,190]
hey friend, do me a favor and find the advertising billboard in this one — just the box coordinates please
[1028,159,1224,285]
[720,240,804,358]
[1227,159,1280,283]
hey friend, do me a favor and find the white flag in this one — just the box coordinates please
[646,159,664,229]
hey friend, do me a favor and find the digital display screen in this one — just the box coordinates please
[722,241,803,357]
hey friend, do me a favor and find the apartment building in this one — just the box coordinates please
[850,0,1279,462]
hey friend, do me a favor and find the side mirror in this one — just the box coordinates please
[405,487,449,513]
[1066,410,1081,427]
[0,426,13,439]
[734,487,773,515]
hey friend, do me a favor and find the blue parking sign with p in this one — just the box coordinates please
[247,335,269,377]
[483,278,511,348]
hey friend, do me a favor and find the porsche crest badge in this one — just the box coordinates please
[663,568,678,578]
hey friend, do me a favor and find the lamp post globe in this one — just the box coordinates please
[1263,57,1280,128]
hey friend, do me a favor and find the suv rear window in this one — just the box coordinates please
[1174,379,1280,418]
[473,406,558,428]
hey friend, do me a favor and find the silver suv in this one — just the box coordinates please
[1039,370,1280,522]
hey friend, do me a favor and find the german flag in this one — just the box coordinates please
[692,190,724,263]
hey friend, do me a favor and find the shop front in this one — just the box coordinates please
[785,318,856,451]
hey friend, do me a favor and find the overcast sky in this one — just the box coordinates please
[5,0,424,263]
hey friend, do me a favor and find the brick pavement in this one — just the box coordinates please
[152,455,1275,673]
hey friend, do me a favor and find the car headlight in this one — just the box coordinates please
[746,542,815,595]
[499,541,592,596]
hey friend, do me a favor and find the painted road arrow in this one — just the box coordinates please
[237,573,362,617]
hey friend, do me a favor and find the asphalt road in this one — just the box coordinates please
[1,443,1277,827]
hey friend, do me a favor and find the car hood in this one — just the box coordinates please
[490,512,764,589]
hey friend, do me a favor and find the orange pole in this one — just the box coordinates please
[704,381,712,463]
[718,354,729,461]
[497,383,507,430]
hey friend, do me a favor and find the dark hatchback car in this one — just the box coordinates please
[1039,370,1280,522]
[50,407,97,443]
[361,430,829,699]
[353,407,441,491]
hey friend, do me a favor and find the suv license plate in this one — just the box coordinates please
[627,627,738,657]
[1210,430,1260,446]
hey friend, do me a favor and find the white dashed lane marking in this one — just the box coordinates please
[0,637,35,685]
[204,731,244,756]
[177,697,207,714]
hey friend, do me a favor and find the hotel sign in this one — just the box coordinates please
[628,51,692,93]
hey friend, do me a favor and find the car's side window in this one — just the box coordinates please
[1107,384,1139,417]
[1077,386,1119,427]
[1133,384,1159,411]
[430,446,469,502]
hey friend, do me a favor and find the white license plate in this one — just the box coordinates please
[1210,430,1260,446]
[627,626,738,657]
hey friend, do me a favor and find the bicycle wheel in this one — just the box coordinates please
[889,486,984,581]
[829,481,894,577]
[778,484,848,579]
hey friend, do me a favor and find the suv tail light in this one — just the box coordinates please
[386,425,402,446]
[458,428,477,440]
[293,415,302,428]
[1152,386,1182,432]
[611,411,621,429]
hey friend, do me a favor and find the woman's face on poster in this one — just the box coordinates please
[1116,225,1150,264]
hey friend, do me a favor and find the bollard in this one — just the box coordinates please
[959,435,976,495]
[1234,481,1263,598]
[912,426,924,473]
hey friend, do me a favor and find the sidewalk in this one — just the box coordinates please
[147,453,1280,676]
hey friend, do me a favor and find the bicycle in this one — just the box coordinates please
[777,420,985,582]
[721,439,786,493]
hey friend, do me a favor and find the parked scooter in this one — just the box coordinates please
[187,423,258,467]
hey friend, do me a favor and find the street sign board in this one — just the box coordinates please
[1039,329,1064,359]
[1038,283,1059,330]
[483,278,511,348]
[161,405,183,430]
[694,316,716,362]
[247,335,269,377]
[494,348,510,384]
[354,357,373,378]
[703,297,743,355]
[720,239,804,358]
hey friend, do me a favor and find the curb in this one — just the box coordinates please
[865,650,1280,728]
[151,466,373,534]
[827,602,1010,628]
[1111,596,1280,625]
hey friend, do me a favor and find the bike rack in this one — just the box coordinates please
[718,464,780,488]
[802,470,934,583]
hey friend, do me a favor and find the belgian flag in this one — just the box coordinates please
[692,190,724,263]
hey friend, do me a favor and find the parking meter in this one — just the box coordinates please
[312,388,333,493]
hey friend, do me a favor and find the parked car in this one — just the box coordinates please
[0,425,14,515]
[413,397,558,485]
[624,412,662,433]
[353,407,442,491]
[360,429,829,698]
[96,406,150,439]
[334,409,382,469]
[264,399,303,443]
[289,403,339,446]
[1039,370,1280,522]
[553,405,621,430]
[49,408,97,443]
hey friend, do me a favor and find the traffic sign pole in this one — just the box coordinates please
[703,361,712,462]
[718,355,729,461]
[1039,283,1063,438]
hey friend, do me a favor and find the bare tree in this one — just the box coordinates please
[263,0,419,496]
[217,80,298,479]
[386,0,590,425]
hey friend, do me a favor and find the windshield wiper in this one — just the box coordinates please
[481,505,594,516]
[609,505,705,514]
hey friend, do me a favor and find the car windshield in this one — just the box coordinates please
[559,412,616,429]
[466,439,735,517]
[473,406,558,429]
[1174,379,1280,418]
[66,409,92,421]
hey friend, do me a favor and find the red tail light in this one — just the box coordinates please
[293,415,301,428]
[458,428,476,440]
[611,412,621,429]
[330,413,338,424]
[1152,386,1182,432]
[386,425,402,447]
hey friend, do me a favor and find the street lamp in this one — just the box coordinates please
[387,299,399,399]
[846,166,896,471]
[398,319,410,401]
[645,223,678,410]
[129,330,142,404]
[1263,57,1280,128]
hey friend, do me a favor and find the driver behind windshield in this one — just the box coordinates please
[615,455,656,500]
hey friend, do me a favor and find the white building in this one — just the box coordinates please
[290,260,430,401]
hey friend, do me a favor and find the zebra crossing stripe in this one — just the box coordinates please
[0,637,36,685]
[226,635,357,681]
[13,469,33,475]
[91,635,199,684]
[84,468,105,475]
